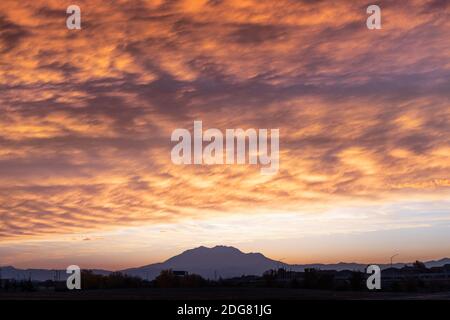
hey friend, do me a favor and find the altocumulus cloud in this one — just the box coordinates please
[0,0,449,239]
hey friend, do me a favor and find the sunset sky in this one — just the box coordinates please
[0,0,449,270]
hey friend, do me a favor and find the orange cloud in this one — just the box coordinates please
[0,0,449,242]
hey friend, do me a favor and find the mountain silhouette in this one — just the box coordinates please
[2,246,450,281]
[122,245,287,280]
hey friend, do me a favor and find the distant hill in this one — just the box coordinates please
[2,246,449,281]
[0,266,110,282]
[122,245,287,280]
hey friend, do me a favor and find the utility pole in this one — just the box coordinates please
[390,253,399,281]
[390,253,399,267]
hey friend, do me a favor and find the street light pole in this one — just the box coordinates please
[390,253,399,267]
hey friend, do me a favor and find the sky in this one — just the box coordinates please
[0,0,449,270]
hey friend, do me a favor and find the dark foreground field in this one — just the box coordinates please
[1,288,450,300]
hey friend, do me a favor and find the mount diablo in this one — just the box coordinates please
[122,245,286,280]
